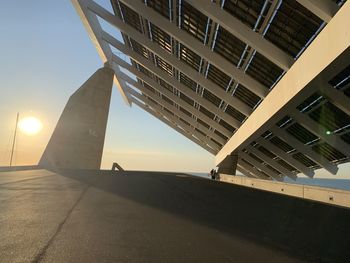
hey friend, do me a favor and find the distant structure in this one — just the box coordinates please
[62,0,350,179]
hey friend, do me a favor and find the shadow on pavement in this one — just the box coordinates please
[54,169,350,262]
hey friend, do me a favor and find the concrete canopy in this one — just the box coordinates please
[72,0,350,180]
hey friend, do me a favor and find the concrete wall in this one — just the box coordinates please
[220,174,350,208]
[0,165,39,172]
[39,66,114,170]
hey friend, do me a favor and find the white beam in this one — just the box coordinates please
[296,0,339,23]
[248,147,297,180]
[130,96,217,155]
[237,159,271,180]
[115,66,233,140]
[240,152,283,181]
[107,36,242,128]
[290,109,350,157]
[236,166,256,178]
[237,162,260,179]
[216,2,350,165]
[121,73,231,140]
[84,0,252,116]
[98,19,252,116]
[322,86,350,116]
[186,0,293,70]
[132,91,221,151]
[125,85,226,145]
[258,139,314,178]
[125,83,226,145]
[271,127,338,175]
[112,58,233,138]
[72,0,131,106]
[117,0,268,98]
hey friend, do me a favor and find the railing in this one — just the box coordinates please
[219,174,350,208]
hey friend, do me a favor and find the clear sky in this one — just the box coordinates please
[0,0,349,178]
[0,0,214,173]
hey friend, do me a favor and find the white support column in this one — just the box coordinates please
[111,56,233,138]
[248,147,297,180]
[258,139,314,178]
[130,97,217,155]
[215,2,350,165]
[117,0,268,98]
[124,84,226,145]
[72,0,131,106]
[217,154,238,175]
[108,37,242,128]
[130,91,221,151]
[240,151,283,181]
[271,127,338,175]
[290,109,350,157]
[296,0,339,23]
[186,0,293,71]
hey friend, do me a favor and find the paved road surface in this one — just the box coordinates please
[1,169,349,262]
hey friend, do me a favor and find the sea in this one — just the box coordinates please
[189,172,350,191]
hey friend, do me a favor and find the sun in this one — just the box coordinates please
[18,116,43,135]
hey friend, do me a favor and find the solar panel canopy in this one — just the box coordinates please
[73,0,350,181]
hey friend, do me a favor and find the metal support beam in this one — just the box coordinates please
[125,83,226,145]
[130,91,221,151]
[87,4,252,116]
[248,147,297,180]
[258,139,314,178]
[322,86,350,116]
[216,2,350,165]
[271,127,338,175]
[296,0,339,23]
[117,0,268,98]
[186,0,293,70]
[236,165,256,178]
[111,55,233,138]
[240,151,283,181]
[237,159,271,180]
[290,109,350,157]
[72,0,131,105]
[125,85,226,145]
[130,97,217,155]
[121,73,232,141]
[107,36,242,128]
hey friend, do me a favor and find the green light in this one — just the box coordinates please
[326,130,331,135]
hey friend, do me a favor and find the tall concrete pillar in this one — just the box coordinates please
[39,65,114,170]
[218,154,238,175]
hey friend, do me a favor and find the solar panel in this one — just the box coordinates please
[74,0,349,180]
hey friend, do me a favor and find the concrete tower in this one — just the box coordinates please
[39,65,114,170]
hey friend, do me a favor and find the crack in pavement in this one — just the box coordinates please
[31,177,100,263]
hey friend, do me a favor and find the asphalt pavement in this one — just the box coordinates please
[1,169,349,262]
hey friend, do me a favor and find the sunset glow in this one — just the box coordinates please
[18,117,43,135]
